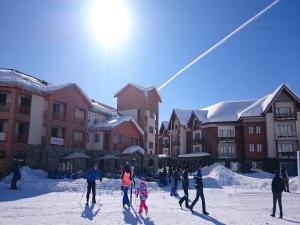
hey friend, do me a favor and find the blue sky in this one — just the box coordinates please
[0,0,299,122]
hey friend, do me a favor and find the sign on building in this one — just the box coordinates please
[50,137,64,146]
[0,133,6,141]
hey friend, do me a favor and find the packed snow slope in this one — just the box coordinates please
[0,165,299,225]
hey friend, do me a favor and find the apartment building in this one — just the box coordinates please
[0,69,92,175]
[114,83,162,155]
[158,121,170,156]
[161,84,300,175]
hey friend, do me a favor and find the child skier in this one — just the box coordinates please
[135,178,148,215]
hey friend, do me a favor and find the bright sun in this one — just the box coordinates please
[90,0,130,47]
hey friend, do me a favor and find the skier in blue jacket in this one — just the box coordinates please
[86,163,102,205]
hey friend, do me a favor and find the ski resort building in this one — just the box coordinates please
[160,84,300,175]
[0,69,160,177]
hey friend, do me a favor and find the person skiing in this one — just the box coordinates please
[136,177,148,215]
[10,162,21,190]
[179,166,190,209]
[121,163,132,208]
[86,163,102,205]
[281,168,289,192]
[168,166,173,185]
[190,165,209,215]
[170,167,180,196]
[271,170,284,219]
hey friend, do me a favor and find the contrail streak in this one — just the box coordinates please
[158,0,280,91]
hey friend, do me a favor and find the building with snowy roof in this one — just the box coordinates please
[160,84,300,175]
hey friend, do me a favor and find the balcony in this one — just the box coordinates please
[218,152,237,159]
[52,112,65,121]
[278,152,297,159]
[276,132,297,140]
[275,113,296,120]
[18,105,30,115]
[16,134,28,144]
[162,143,170,148]
[0,103,10,112]
[218,136,235,143]
[192,138,202,144]
[74,117,85,125]
[73,140,84,148]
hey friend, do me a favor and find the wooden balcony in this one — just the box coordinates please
[275,113,296,120]
[73,140,85,148]
[218,136,235,143]
[17,134,28,144]
[0,103,10,112]
[52,112,65,121]
[18,105,30,115]
[192,138,202,144]
[218,152,237,159]
[278,152,297,159]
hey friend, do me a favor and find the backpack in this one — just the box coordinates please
[122,172,131,187]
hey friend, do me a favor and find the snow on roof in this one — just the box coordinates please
[91,100,116,116]
[162,121,169,128]
[201,100,256,123]
[173,109,193,126]
[178,152,210,158]
[121,145,145,155]
[89,115,144,135]
[114,83,162,102]
[63,152,91,160]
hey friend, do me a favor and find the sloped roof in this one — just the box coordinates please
[172,109,193,126]
[89,115,144,135]
[0,68,92,106]
[91,99,116,116]
[63,152,90,160]
[114,83,162,102]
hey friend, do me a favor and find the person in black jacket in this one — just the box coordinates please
[179,166,190,209]
[270,170,284,219]
[10,162,21,190]
[190,165,209,215]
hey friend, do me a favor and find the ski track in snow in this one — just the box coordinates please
[0,165,299,225]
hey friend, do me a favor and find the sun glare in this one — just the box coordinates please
[90,0,130,47]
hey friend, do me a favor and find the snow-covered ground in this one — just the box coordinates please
[0,165,299,225]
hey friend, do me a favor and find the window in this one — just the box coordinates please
[131,137,134,145]
[249,144,255,152]
[0,93,7,105]
[73,131,84,146]
[104,134,109,146]
[19,95,31,115]
[51,127,64,138]
[118,135,122,144]
[219,144,235,154]
[278,125,293,137]
[149,141,154,149]
[52,102,65,120]
[17,122,29,143]
[194,132,202,140]
[255,126,261,134]
[248,126,254,134]
[257,144,262,152]
[93,134,99,143]
[275,107,291,115]
[218,129,234,137]
[278,143,293,152]
[74,108,85,124]
[149,126,154,134]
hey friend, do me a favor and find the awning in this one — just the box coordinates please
[158,154,170,158]
[178,152,210,158]
[63,152,91,160]
[121,145,145,155]
[98,154,120,160]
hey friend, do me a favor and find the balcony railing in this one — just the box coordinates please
[218,152,237,159]
[52,112,65,121]
[275,113,296,120]
[0,103,10,112]
[162,143,170,148]
[18,105,30,115]
[17,134,28,144]
[218,136,235,142]
[278,152,297,158]
[74,117,85,125]
[73,140,84,148]
[192,138,202,144]
[276,132,297,139]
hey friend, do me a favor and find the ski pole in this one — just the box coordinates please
[79,183,87,204]
[98,180,102,207]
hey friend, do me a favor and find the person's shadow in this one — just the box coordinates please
[123,207,143,225]
[192,211,226,225]
[81,203,100,220]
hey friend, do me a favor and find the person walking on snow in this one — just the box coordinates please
[179,166,190,209]
[190,165,209,215]
[121,164,132,208]
[10,162,21,190]
[86,163,102,205]
[270,170,284,219]
[136,177,148,215]
[281,168,289,192]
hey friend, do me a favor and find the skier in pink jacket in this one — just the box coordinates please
[136,178,148,215]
